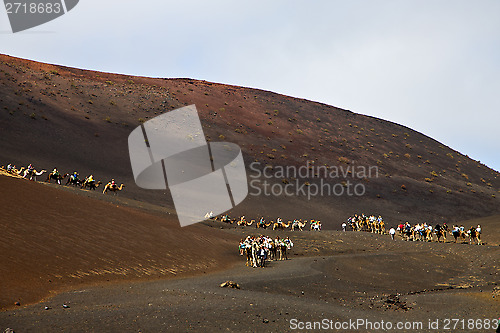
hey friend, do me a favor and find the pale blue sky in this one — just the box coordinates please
[1,0,499,172]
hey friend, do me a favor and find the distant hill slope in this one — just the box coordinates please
[0,54,499,226]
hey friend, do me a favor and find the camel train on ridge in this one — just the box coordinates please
[2,163,125,195]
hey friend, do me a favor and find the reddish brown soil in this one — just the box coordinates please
[0,173,498,332]
[0,173,239,311]
[0,54,499,332]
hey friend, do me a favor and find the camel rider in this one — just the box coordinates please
[52,168,60,177]
[7,164,13,172]
[24,164,33,176]
[86,175,94,185]
[110,179,117,189]
[72,171,79,181]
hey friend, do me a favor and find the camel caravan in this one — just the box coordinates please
[207,213,322,231]
[345,213,483,245]
[3,163,47,181]
[346,214,386,234]
[239,235,294,268]
[395,222,482,245]
[1,163,124,195]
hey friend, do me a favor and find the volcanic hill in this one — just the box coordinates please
[0,54,499,226]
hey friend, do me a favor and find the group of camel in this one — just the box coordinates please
[5,165,47,181]
[396,223,482,245]
[2,163,125,195]
[346,214,482,245]
[240,235,293,268]
[346,214,386,234]
[451,225,482,245]
[209,213,321,231]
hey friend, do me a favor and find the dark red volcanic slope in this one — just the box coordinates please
[0,172,239,310]
[0,54,499,227]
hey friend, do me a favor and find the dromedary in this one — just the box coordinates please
[291,219,306,231]
[46,172,68,185]
[81,179,102,191]
[103,182,125,194]
[23,168,46,181]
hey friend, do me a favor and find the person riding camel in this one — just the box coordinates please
[52,168,60,177]
[110,179,117,189]
[83,175,95,188]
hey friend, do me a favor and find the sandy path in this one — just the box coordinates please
[1,247,498,332]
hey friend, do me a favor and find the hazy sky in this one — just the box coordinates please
[1,1,499,171]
